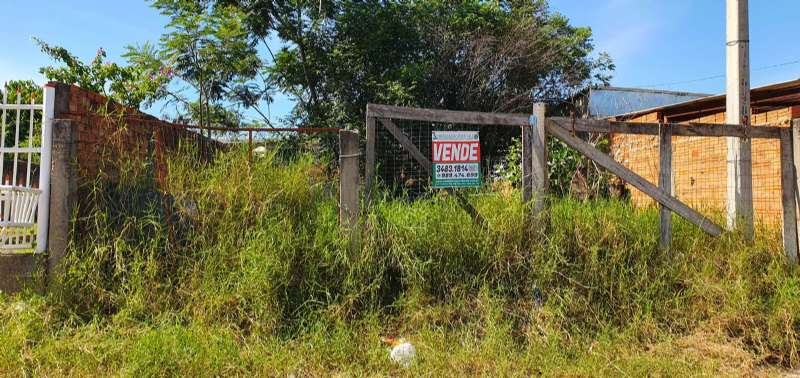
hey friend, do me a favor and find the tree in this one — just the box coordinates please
[147,0,267,135]
[36,39,171,109]
[219,0,614,160]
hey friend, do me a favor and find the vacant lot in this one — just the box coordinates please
[0,148,797,376]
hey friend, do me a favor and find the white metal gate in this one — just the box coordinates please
[0,84,53,252]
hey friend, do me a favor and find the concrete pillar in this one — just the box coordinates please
[0,254,43,292]
[46,119,78,280]
[725,0,754,238]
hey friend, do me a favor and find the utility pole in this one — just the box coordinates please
[726,0,754,239]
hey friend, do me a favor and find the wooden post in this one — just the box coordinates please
[780,127,798,264]
[546,120,723,236]
[531,103,547,214]
[521,124,533,203]
[659,121,673,250]
[364,110,376,206]
[339,130,360,229]
[725,0,754,239]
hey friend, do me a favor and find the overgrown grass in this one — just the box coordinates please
[0,146,797,376]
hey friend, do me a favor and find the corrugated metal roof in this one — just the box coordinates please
[613,78,800,120]
[586,87,709,118]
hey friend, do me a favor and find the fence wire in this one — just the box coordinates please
[374,119,520,199]
[611,121,790,226]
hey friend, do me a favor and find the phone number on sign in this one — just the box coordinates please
[435,164,478,173]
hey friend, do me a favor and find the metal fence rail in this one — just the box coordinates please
[0,85,53,253]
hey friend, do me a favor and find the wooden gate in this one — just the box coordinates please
[364,104,535,226]
[364,103,800,264]
[542,115,797,263]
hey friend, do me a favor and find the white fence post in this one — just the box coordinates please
[36,85,54,253]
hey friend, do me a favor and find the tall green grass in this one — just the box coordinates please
[0,146,797,376]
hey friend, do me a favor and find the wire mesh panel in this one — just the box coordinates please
[610,117,792,229]
[374,118,520,199]
[672,135,729,218]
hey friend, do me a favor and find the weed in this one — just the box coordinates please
[0,146,797,376]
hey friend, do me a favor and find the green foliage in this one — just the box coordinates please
[1,80,43,150]
[259,0,614,131]
[35,39,170,108]
[147,0,264,129]
[494,136,613,197]
[547,138,582,196]
[0,149,796,375]
[493,137,523,183]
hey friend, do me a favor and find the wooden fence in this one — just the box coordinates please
[353,103,800,265]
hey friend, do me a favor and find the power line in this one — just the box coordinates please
[635,59,800,89]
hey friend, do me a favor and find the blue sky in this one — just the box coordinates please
[2,0,799,122]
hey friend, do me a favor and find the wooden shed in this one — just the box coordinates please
[609,79,800,222]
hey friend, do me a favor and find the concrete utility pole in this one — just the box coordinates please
[726,0,754,239]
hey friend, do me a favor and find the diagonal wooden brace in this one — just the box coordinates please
[377,118,485,227]
[545,119,723,236]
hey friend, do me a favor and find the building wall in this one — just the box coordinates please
[55,84,220,187]
[610,112,660,207]
[610,107,795,223]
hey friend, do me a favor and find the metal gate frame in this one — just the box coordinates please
[0,84,53,253]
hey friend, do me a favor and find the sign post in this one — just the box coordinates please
[432,131,481,188]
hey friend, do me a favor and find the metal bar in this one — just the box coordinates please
[13,93,20,186]
[248,130,253,163]
[1,89,6,184]
[0,186,42,193]
[171,124,339,133]
[0,104,43,111]
[36,85,55,254]
[0,147,45,154]
[26,97,33,188]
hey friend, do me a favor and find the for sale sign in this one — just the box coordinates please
[431,131,481,188]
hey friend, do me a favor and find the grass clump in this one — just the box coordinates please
[0,146,797,376]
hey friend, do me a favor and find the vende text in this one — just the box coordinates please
[433,142,480,163]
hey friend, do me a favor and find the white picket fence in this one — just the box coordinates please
[0,85,53,252]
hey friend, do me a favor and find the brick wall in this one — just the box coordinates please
[52,83,220,187]
[610,107,795,224]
